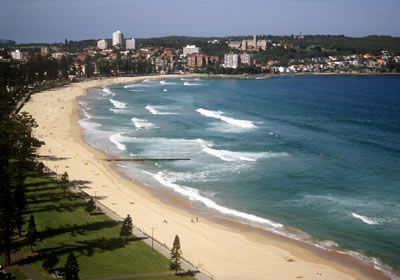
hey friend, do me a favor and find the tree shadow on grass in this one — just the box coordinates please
[24,179,55,189]
[26,189,85,205]
[37,220,120,241]
[24,200,87,215]
[70,179,91,189]
[15,236,147,266]
[25,184,60,193]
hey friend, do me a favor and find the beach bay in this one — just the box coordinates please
[23,75,399,280]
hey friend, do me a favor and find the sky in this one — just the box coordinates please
[1,0,400,43]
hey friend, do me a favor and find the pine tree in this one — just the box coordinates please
[120,215,133,241]
[26,215,37,251]
[64,252,79,280]
[169,235,182,274]
[61,171,69,193]
[85,197,96,214]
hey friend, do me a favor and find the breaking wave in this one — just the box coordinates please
[160,80,177,85]
[184,81,202,86]
[109,133,135,151]
[351,212,384,225]
[146,170,284,229]
[202,145,288,162]
[102,87,115,96]
[109,99,127,109]
[196,108,256,129]
[145,105,179,115]
[131,118,157,130]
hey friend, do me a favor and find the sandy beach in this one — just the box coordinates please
[22,75,390,280]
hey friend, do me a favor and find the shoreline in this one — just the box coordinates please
[23,75,394,280]
[202,71,400,80]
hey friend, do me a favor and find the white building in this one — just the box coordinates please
[224,53,240,68]
[97,39,108,50]
[112,31,123,46]
[125,38,136,50]
[183,45,200,57]
[11,50,24,60]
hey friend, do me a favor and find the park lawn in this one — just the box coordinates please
[0,255,27,280]
[19,173,192,280]
[125,277,195,280]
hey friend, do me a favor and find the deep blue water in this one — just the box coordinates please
[79,76,400,276]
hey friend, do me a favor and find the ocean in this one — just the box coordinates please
[79,76,400,278]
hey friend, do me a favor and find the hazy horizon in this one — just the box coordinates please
[1,0,400,43]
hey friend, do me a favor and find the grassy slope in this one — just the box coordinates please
[15,173,192,280]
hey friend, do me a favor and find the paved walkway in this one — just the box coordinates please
[13,251,43,280]
[86,271,177,280]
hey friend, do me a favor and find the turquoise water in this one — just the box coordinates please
[79,76,400,277]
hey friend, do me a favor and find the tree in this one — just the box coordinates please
[26,215,37,251]
[169,235,182,274]
[59,56,69,79]
[64,252,79,280]
[85,197,96,214]
[0,91,40,265]
[61,171,69,193]
[120,215,133,241]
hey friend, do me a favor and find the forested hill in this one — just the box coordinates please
[0,39,16,47]
[11,35,400,57]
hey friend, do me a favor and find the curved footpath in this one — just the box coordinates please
[23,75,390,280]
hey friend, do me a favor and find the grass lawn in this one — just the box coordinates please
[13,172,193,280]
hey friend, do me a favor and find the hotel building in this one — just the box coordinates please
[97,39,108,50]
[112,31,123,47]
[125,38,136,50]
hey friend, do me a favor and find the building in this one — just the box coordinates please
[228,41,241,50]
[97,39,108,50]
[228,35,268,51]
[224,53,240,68]
[51,52,66,60]
[112,31,123,47]
[183,45,200,57]
[240,53,253,66]
[41,46,49,55]
[161,48,177,62]
[125,38,136,50]
[187,53,218,69]
[11,49,24,60]
[187,53,206,69]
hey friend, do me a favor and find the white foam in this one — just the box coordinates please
[145,105,178,115]
[351,212,383,225]
[124,83,152,88]
[147,171,283,229]
[102,87,115,96]
[109,99,127,109]
[131,118,157,130]
[109,133,135,151]
[202,145,288,162]
[163,89,168,92]
[79,101,91,110]
[181,78,200,81]
[160,80,177,85]
[80,108,92,120]
[196,108,256,129]
[79,101,93,120]
[78,119,101,132]
[162,170,221,183]
[129,89,145,92]
[184,81,202,86]
[109,108,130,114]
